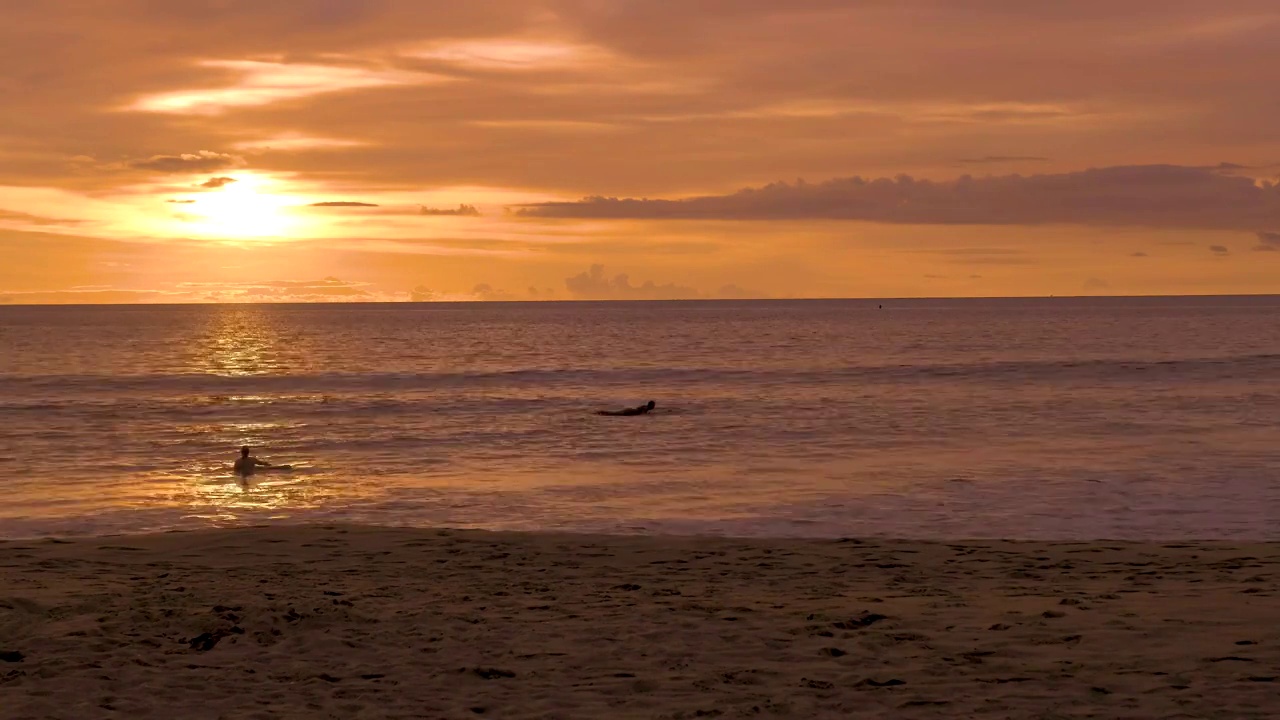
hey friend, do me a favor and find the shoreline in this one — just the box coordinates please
[3,523,1278,718]
[6,515,1277,545]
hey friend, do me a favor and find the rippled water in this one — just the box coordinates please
[1,298,1277,540]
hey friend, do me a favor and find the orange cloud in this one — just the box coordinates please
[0,209,83,227]
[231,134,368,152]
[128,60,440,115]
[2,1,1280,301]
[410,39,613,71]
[130,152,245,174]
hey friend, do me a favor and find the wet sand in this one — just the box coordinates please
[1,524,1277,719]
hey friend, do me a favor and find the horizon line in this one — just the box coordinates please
[2,292,1279,308]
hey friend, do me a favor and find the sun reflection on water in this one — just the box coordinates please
[190,306,292,377]
[161,306,343,521]
[136,462,342,525]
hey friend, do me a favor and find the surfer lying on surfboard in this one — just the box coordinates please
[233,446,291,475]
[597,400,656,417]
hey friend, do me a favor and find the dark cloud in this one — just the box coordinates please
[310,201,380,207]
[956,156,1050,164]
[420,204,481,216]
[564,264,699,300]
[165,199,197,204]
[1209,244,1230,255]
[1130,251,1149,257]
[129,151,245,173]
[1253,231,1280,251]
[199,177,237,188]
[518,165,1280,230]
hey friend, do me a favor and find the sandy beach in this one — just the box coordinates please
[1,524,1277,719]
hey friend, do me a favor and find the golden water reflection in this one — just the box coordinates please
[179,307,323,517]
[190,305,293,377]
[140,462,349,525]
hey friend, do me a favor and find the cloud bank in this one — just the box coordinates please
[420,204,481,216]
[561,265,763,301]
[1254,231,1280,251]
[519,165,1280,231]
[564,264,698,300]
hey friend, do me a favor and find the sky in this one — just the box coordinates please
[2,0,1279,303]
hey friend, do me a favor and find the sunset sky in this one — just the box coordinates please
[2,0,1279,303]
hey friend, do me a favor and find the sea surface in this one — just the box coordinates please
[1,298,1277,541]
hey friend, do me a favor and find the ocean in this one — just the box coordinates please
[1,297,1276,541]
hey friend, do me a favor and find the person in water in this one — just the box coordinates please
[233,446,274,475]
[598,400,656,417]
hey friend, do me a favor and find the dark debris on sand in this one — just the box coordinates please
[833,612,889,629]
[187,626,244,652]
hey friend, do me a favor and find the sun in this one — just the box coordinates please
[170,173,298,239]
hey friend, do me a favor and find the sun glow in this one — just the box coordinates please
[169,174,298,239]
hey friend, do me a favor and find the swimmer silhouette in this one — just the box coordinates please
[597,400,656,417]
[233,446,290,475]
